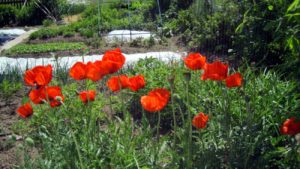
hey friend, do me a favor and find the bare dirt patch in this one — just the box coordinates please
[0,88,28,169]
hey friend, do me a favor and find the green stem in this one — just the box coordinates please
[157,112,161,142]
[186,81,192,169]
[70,128,84,169]
[170,88,177,146]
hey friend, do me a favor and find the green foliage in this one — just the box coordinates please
[0,65,22,97]
[0,5,17,26]
[235,0,300,78]
[60,3,86,15]
[0,80,21,97]
[29,0,156,40]
[29,28,60,40]
[5,42,87,55]
[42,19,54,27]
[163,0,240,53]
[16,58,300,168]
[62,31,75,37]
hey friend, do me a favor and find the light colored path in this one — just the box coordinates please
[0,51,186,73]
[0,28,39,53]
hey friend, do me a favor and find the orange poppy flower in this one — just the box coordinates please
[226,73,243,88]
[140,88,170,112]
[29,86,64,107]
[69,62,87,80]
[79,90,96,104]
[201,61,228,81]
[129,75,146,91]
[107,75,130,92]
[192,112,209,129]
[16,102,33,118]
[183,53,206,70]
[102,48,126,74]
[24,65,52,87]
[280,117,300,135]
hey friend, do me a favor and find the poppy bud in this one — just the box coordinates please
[183,72,191,81]
[55,96,63,102]
[25,137,34,146]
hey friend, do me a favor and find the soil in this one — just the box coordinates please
[0,88,28,169]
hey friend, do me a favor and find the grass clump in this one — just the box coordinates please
[4,42,87,55]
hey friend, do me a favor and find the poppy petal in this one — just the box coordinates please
[16,102,33,118]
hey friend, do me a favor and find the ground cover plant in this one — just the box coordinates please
[11,48,300,168]
[4,42,87,55]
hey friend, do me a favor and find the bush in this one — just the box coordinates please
[63,31,75,37]
[61,3,86,15]
[43,19,54,27]
[0,5,17,26]
[79,28,94,38]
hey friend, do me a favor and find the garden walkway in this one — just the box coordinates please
[0,28,39,53]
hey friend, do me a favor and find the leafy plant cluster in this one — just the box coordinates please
[4,42,87,55]
[14,57,300,168]
[29,0,156,40]
[162,0,300,79]
[0,0,66,26]
[0,65,22,97]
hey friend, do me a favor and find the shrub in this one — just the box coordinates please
[79,28,94,38]
[63,31,75,37]
[43,19,54,27]
[0,5,17,26]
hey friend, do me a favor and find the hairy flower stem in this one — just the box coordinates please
[221,84,231,167]
[186,81,192,169]
[154,111,161,166]
[170,88,177,146]
[70,128,84,169]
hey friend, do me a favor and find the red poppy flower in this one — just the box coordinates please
[86,61,105,82]
[183,53,206,70]
[129,75,146,91]
[201,61,228,81]
[226,73,243,88]
[93,60,111,77]
[24,65,52,87]
[29,86,64,107]
[79,90,96,104]
[107,75,130,92]
[280,117,300,135]
[46,86,64,107]
[102,48,126,74]
[29,87,46,104]
[140,88,170,112]
[16,102,33,118]
[69,62,87,80]
[192,112,209,129]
